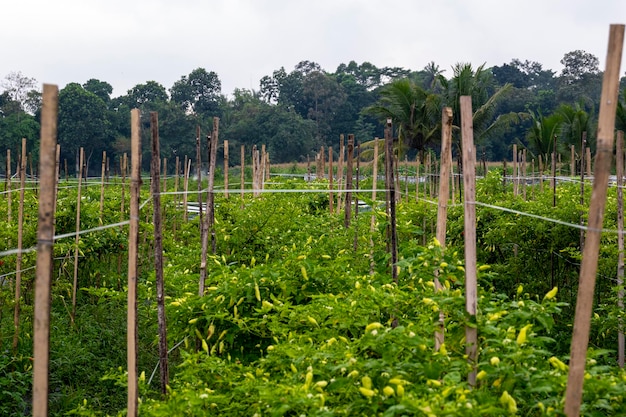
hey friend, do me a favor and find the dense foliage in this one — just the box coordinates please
[2,170,626,415]
[3,52,626,173]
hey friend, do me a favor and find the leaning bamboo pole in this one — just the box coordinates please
[71,147,84,324]
[151,112,169,395]
[460,96,478,386]
[127,109,141,417]
[33,83,58,417]
[12,138,27,352]
[434,107,453,350]
[564,24,624,417]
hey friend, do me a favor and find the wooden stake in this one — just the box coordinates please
[208,118,219,254]
[434,107,453,349]
[224,139,229,198]
[183,156,190,223]
[586,147,592,177]
[99,151,106,224]
[344,135,354,228]
[6,150,11,223]
[329,147,334,214]
[513,144,518,197]
[460,96,478,386]
[370,138,379,275]
[151,112,169,395]
[565,24,624,417]
[385,121,398,283]
[13,138,27,352]
[127,109,141,417]
[196,126,204,231]
[617,130,625,369]
[581,132,587,251]
[32,84,58,417]
[571,145,576,177]
[337,135,344,214]
[240,145,245,207]
[71,147,84,324]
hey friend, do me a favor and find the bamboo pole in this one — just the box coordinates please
[6,150,11,223]
[121,153,127,220]
[337,135,344,214]
[224,139,229,198]
[71,147,84,324]
[581,132,587,251]
[12,138,27,352]
[571,145,576,177]
[552,135,557,207]
[127,109,141,417]
[329,147,334,214]
[196,126,204,231]
[513,144,518,197]
[99,151,106,224]
[522,149,527,200]
[208,118,219,254]
[183,156,190,222]
[240,145,245,207]
[354,142,360,251]
[586,147,592,177]
[151,112,169,395]
[261,144,266,191]
[565,24,624,417]
[385,120,398,283]
[370,138,379,275]
[415,154,420,203]
[344,134,354,228]
[434,107,453,349]
[32,84,58,417]
[460,96,478,386]
[617,130,625,369]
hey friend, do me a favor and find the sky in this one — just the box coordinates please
[2,0,626,99]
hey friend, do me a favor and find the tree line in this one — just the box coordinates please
[2,51,626,174]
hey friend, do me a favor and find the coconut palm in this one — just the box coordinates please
[525,109,563,162]
[363,78,441,163]
[556,102,594,152]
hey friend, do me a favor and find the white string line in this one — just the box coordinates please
[0,256,74,280]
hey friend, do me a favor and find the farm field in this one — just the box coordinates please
[2,169,626,416]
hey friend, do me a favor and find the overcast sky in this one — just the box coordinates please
[2,0,626,98]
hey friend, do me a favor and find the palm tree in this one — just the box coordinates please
[556,102,594,152]
[525,110,563,161]
[438,63,515,146]
[363,78,441,163]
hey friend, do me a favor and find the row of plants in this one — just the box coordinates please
[1,172,626,415]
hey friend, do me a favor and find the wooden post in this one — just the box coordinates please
[151,112,169,395]
[32,84,58,417]
[385,120,398,283]
[71,147,84,324]
[460,96,478,386]
[404,156,409,203]
[196,126,204,230]
[329,147,334,214]
[127,109,141,417]
[261,144,266,191]
[435,107,453,349]
[522,149,527,200]
[121,153,127,220]
[344,135,354,228]
[552,135,557,207]
[581,132,587,251]
[370,138,379,275]
[174,156,180,208]
[415,154,421,203]
[99,151,106,224]
[337,135,344,214]
[354,143,361,251]
[538,155,544,192]
[12,138,27,352]
[208,118,219,254]
[565,24,624,417]
[6,150,11,223]
[586,147,592,177]
[513,144,518,197]
[183,156,190,222]
[224,139,229,198]
[617,130,625,369]
[571,145,576,177]
[240,145,245,207]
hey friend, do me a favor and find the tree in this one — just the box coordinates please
[124,81,169,109]
[364,78,441,162]
[58,83,112,174]
[170,68,221,117]
[560,50,600,83]
[1,71,38,114]
[83,79,113,104]
[525,110,563,161]
[556,102,594,152]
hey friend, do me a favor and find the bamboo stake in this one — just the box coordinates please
[224,139,229,198]
[460,96,478,386]
[12,138,27,352]
[151,112,169,395]
[617,130,625,369]
[344,134,354,228]
[32,84,58,417]
[71,147,84,324]
[586,147,592,177]
[208,118,219,254]
[385,120,398,283]
[571,145,576,177]
[6,150,11,223]
[513,144,518,197]
[99,151,106,224]
[329,147,334,214]
[240,145,245,208]
[581,132,587,251]
[261,144,266,191]
[127,109,141,417]
[415,155,421,203]
[434,107,453,350]
[266,152,270,181]
[565,24,624,417]
[370,138,379,275]
[337,135,344,214]
[552,135,557,207]
[196,126,204,231]
[121,153,127,220]
[522,149,527,200]
[183,156,190,223]
[354,142,360,251]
